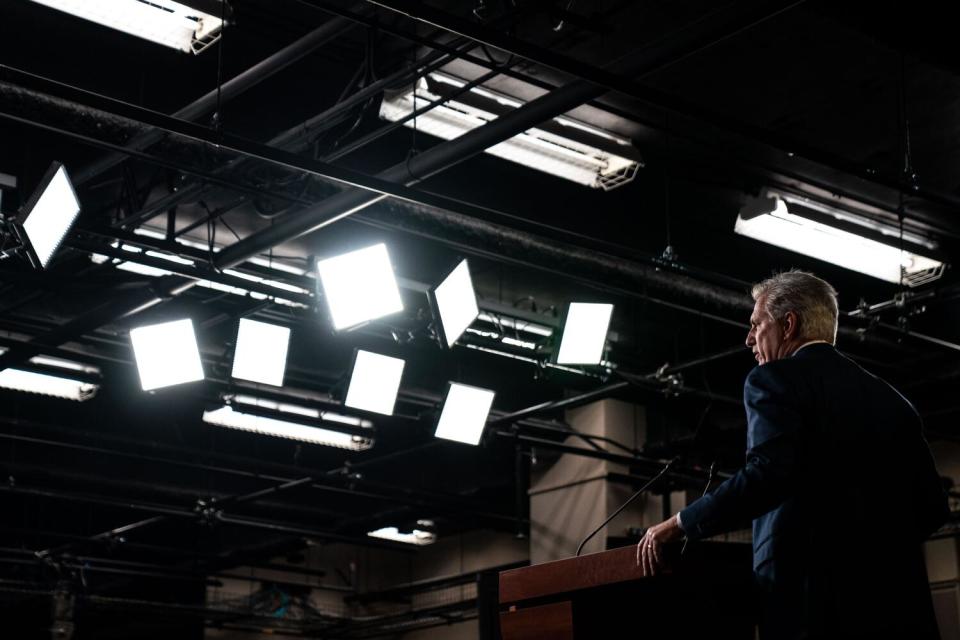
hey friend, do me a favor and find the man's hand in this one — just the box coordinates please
[636,514,684,576]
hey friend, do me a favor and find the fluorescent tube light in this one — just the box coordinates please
[29,0,224,54]
[434,383,495,446]
[556,303,613,365]
[203,395,373,451]
[367,526,436,546]
[344,350,405,416]
[230,319,290,387]
[129,318,204,391]
[430,259,479,347]
[17,162,81,269]
[380,73,641,190]
[203,405,372,450]
[0,369,97,401]
[735,193,946,286]
[316,243,404,330]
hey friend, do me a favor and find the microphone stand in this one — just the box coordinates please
[575,457,678,557]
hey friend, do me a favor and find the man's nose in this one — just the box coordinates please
[745,332,754,348]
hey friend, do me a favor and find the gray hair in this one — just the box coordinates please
[752,270,838,343]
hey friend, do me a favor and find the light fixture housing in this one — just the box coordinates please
[734,190,947,286]
[29,0,225,54]
[555,303,614,365]
[344,350,405,416]
[230,319,291,387]
[0,349,99,401]
[14,162,81,269]
[429,259,479,348]
[367,526,436,546]
[315,243,404,331]
[379,72,642,190]
[434,382,496,446]
[203,395,373,450]
[129,318,205,391]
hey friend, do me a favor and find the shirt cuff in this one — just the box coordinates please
[675,512,685,532]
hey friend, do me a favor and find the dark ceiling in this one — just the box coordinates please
[0,0,958,636]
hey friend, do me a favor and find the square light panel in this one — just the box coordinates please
[344,350,405,416]
[556,303,613,365]
[434,383,495,446]
[231,319,290,386]
[20,162,81,269]
[432,259,479,347]
[130,318,204,391]
[316,243,404,330]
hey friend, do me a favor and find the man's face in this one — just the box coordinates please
[746,296,784,366]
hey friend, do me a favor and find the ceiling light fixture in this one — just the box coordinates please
[129,318,205,391]
[29,0,225,54]
[231,319,290,387]
[380,72,642,190]
[315,243,404,331]
[555,303,613,365]
[366,526,436,546]
[429,259,479,348]
[734,190,946,286]
[344,350,405,416]
[0,347,100,400]
[204,395,373,450]
[12,162,81,269]
[434,382,495,446]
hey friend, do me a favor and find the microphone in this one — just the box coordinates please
[681,461,717,556]
[575,457,678,557]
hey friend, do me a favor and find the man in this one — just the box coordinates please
[638,270,948,639]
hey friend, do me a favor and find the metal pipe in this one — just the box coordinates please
[213,0,801,269]
[112,35,476,230]
[74,16,357,186]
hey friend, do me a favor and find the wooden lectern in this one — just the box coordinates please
[499,542,755,639]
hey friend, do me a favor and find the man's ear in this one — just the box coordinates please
[783,311,799,340]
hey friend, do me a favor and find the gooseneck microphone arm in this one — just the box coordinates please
[575,457,678,557]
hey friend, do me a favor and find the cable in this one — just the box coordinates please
[576,457,677,557]
[681,461,716,555]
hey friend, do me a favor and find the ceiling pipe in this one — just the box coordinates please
[73,15,358,187]
[212,0,804,269]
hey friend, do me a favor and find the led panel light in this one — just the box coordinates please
[430,259,479,348]
[367,526,436,546]
[17,162,81,269]
[130,318,204,391]
[230,319,290,386]
[344,350,405,416]
[316,243,403,330]
[434,383,495,446]
[556,303,613,365]
[380,73,641,190]
[203,405,372,450]
[29,0,224,54]
[734,195,945,286]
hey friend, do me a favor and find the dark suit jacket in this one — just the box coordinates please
[679,343,948,639]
